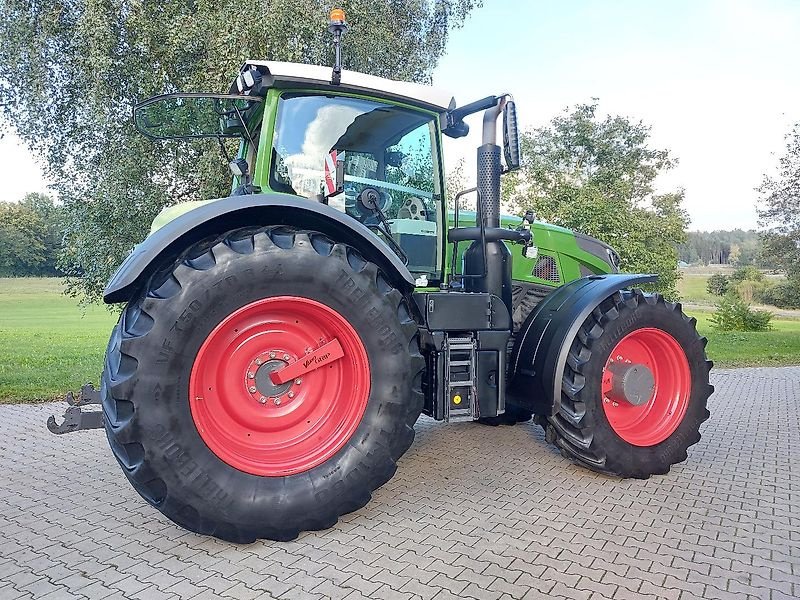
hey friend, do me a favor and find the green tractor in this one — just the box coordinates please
[51,11,711,543]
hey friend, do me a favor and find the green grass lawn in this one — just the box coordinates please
[690,307,800,368]
[0,277,799,403]
[0,278,117,403]
[677,273,715,303]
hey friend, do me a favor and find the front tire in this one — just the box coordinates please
[101,227,424,542]
[544,289,712,478]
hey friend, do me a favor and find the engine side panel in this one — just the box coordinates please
[445,211,616,290]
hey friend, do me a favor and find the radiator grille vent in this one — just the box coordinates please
[533,255,560,282]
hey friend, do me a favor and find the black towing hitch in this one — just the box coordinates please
[47,383,104,434]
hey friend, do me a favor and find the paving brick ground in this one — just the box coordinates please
[0,367,798,599]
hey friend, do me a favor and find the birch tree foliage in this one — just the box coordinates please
[0,0,480,300]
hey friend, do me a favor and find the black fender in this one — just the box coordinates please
[507,273,657,415]
[103,193,415,303]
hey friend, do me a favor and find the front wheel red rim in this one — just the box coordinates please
[189,296,370,477]
[601,328,691,446]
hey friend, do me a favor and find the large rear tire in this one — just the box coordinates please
[101,227,424,542]
[543,289,712,478]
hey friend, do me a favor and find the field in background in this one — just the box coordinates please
[689,307,800,367]
[0,278,117,403]
[1,277,799,403]
[677,270,720,304]
[676,267,800,365]
[677,266,795,312]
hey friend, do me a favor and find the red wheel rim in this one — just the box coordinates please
[601,328,691,446]
[189,296,370,476]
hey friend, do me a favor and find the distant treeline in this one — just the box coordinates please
[0,193,63,277]
[678,230,775,268]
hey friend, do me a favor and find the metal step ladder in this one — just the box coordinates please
[444,335,478,422]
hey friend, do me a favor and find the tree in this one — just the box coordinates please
[706,273,729,296]
[679,229,767,267]
[0,202,45,276]
[0,194,63,277]
[710,293,772,332]
[19,193,64,276]
[0,0,480,301]
[503,102,688,298]
[758,123,800,280]
[446,157,475,211]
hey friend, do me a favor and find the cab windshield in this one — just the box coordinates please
[270,93,442,276]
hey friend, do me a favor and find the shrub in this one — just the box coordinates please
[734,279,770,304]
[758,279,800,309]
[730,265,764,283]
[710,293,773,331]
[706,273,729,296]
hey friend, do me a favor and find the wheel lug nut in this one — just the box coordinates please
[273,398,281,406]
[255,358,263,365]
[612,402,619,407]
[283,354,290,361]
[259,396,267,404]
[294,378,302,385]
[249,386,257,393]
[247,372,255,379]
[269,351,276,359]
[288,391,294,398]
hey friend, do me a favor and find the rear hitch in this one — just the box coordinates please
[47,383,104,434]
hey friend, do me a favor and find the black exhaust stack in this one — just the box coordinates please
[463,102,512,310]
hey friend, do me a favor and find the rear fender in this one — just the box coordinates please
[507,274,657,415]
[103,193,415,304]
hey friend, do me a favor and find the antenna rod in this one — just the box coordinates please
[328,8,348,85]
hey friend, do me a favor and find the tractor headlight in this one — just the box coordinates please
[236,68,262,94]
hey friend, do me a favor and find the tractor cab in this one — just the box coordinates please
[133,65,453,280]
[266,90,443,275]
[134,50,521,286]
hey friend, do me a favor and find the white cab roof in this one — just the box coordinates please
[240,60,455,113]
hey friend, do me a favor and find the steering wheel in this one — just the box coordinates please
[345,185,391,223]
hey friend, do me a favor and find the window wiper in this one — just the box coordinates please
[365,225,409,265]
[357,188,408,264]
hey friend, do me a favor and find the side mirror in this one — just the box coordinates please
[502,101,521,171]
[133,93,261,140]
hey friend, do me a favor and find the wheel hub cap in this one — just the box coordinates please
[601,327,691,447]
[607,362,655,406]
[251,358,292,401]
[189,296,371,476]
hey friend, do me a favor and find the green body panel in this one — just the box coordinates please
[445,211,612,287]
[149,193,298,234]
[251,88,282,190]
[147,82,613,289]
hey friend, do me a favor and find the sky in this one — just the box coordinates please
[432,0,800,231]
[1,0,798,232]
